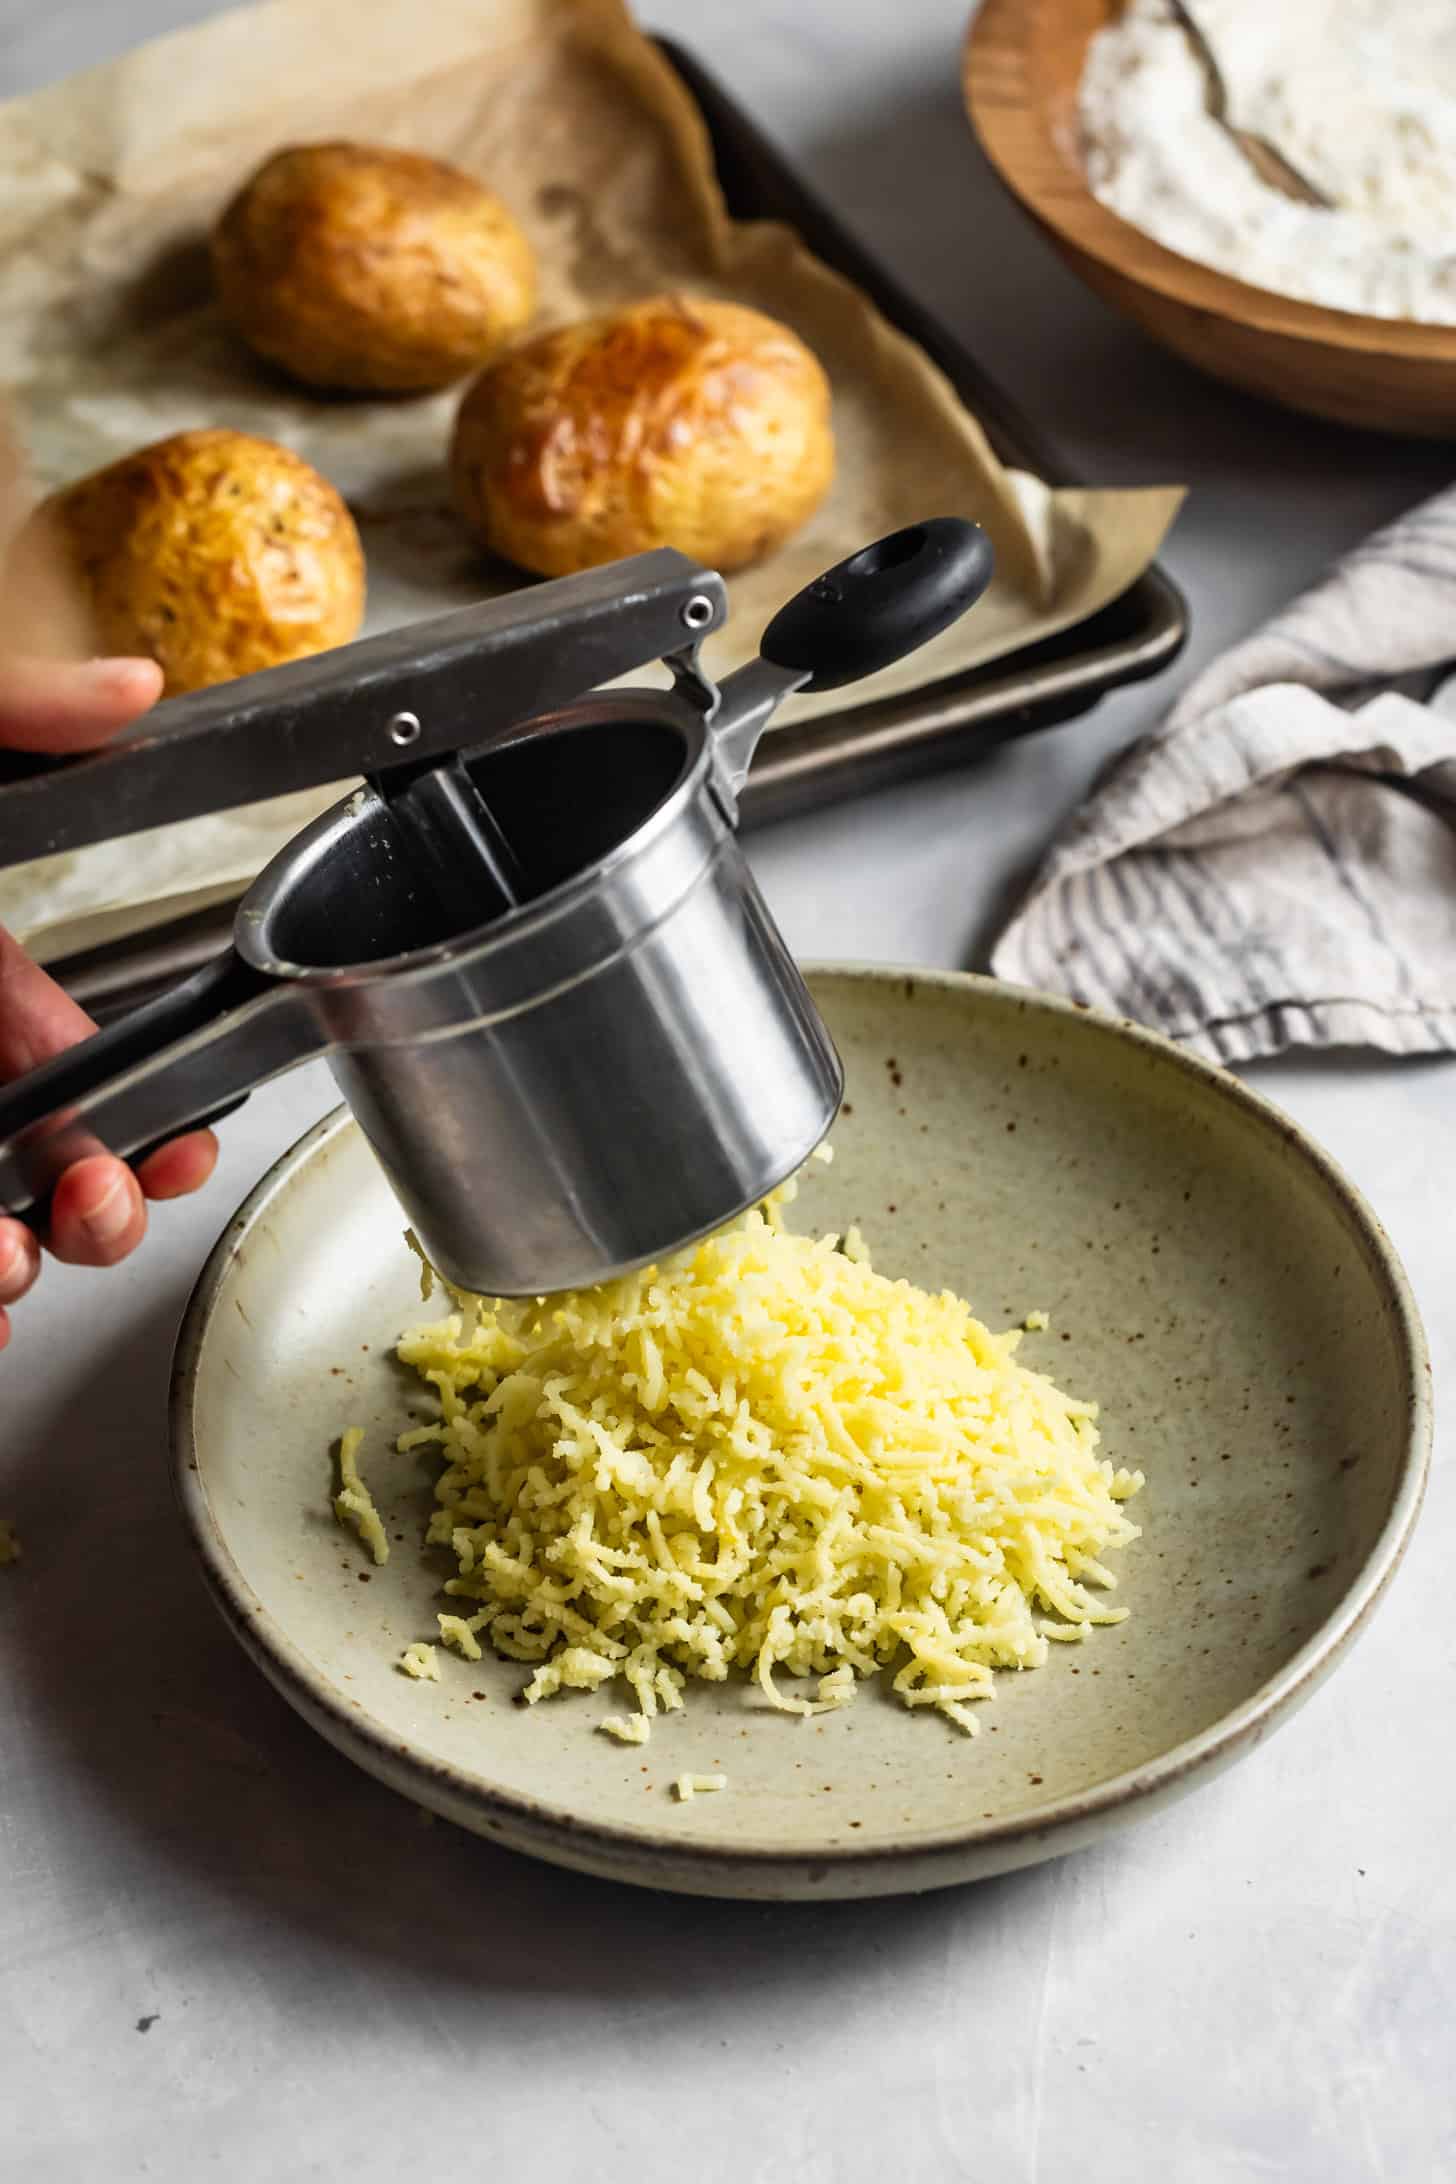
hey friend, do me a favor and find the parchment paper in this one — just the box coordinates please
[0,0,1183,960]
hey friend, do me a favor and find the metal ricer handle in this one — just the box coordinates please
[0,523,994,1230]
[0,552,730,870]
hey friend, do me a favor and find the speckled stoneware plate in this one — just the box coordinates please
[171,966,1430,1901]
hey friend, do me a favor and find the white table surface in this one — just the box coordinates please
[2,3,1453,2178]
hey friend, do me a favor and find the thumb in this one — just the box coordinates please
[0,654,165,754]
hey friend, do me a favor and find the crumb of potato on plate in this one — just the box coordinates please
[601,1715,651,1747]
[437,1613,484,1661]
[333,1427,389,1566]
[675,1774,728,1802]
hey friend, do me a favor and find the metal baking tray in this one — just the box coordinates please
[44,37,1186,1014]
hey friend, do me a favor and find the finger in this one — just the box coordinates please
[136,1129,219,1201]
[0,921,97,1078]
[0,1218,40,1306]
[47,1155,147,1268]
[0,654,164,753]
[0,424,98,666]
[0,1305,9,1353]
[1,930,220,1224]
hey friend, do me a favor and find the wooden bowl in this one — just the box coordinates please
[964,0,1456,438]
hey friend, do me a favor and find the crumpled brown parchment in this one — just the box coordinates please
[0,0,1183,959]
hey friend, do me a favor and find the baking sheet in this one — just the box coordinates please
[0,0,1183,958]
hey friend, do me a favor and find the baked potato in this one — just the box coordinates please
[449,295,835,576]
[32,428,366,696]
[212,142,537,394]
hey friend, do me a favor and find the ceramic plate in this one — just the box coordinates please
[171,967,1430,1900]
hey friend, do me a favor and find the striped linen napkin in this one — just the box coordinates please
[990,487,1456,1062]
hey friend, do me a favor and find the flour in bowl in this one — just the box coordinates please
[1080,0,1456,322]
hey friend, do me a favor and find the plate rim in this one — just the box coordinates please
[170,964,1433,1884]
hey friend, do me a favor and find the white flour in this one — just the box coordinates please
[1080,0,1456,322]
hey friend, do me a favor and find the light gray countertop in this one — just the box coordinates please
[2,4,1452,2179]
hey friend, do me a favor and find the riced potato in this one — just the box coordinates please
[674,1774,727,1802]
[378,1171,1141,1738]
[333,1426,389,1566]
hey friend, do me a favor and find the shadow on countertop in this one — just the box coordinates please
[6,1279,1076,2002]
[3,1261,1244,2010]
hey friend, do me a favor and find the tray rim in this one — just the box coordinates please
[169,964,1431,1900]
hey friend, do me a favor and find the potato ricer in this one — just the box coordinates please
[0,520,993,1295]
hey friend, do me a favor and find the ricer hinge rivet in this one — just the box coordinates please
[681,595,715,632]
[387,711,422,747]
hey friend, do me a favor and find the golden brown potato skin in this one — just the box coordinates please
[212,142,537,394]
[449,296,835,577]
[35,428,366,696]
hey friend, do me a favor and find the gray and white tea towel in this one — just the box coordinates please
[990,485,1456,1062]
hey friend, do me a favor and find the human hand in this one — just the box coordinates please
[0,435,218,1351]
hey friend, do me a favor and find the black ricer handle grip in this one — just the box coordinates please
[759,519,995,693]
[0,950,295,1238]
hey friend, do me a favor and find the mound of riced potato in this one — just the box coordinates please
[383,1169,1143,1737]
